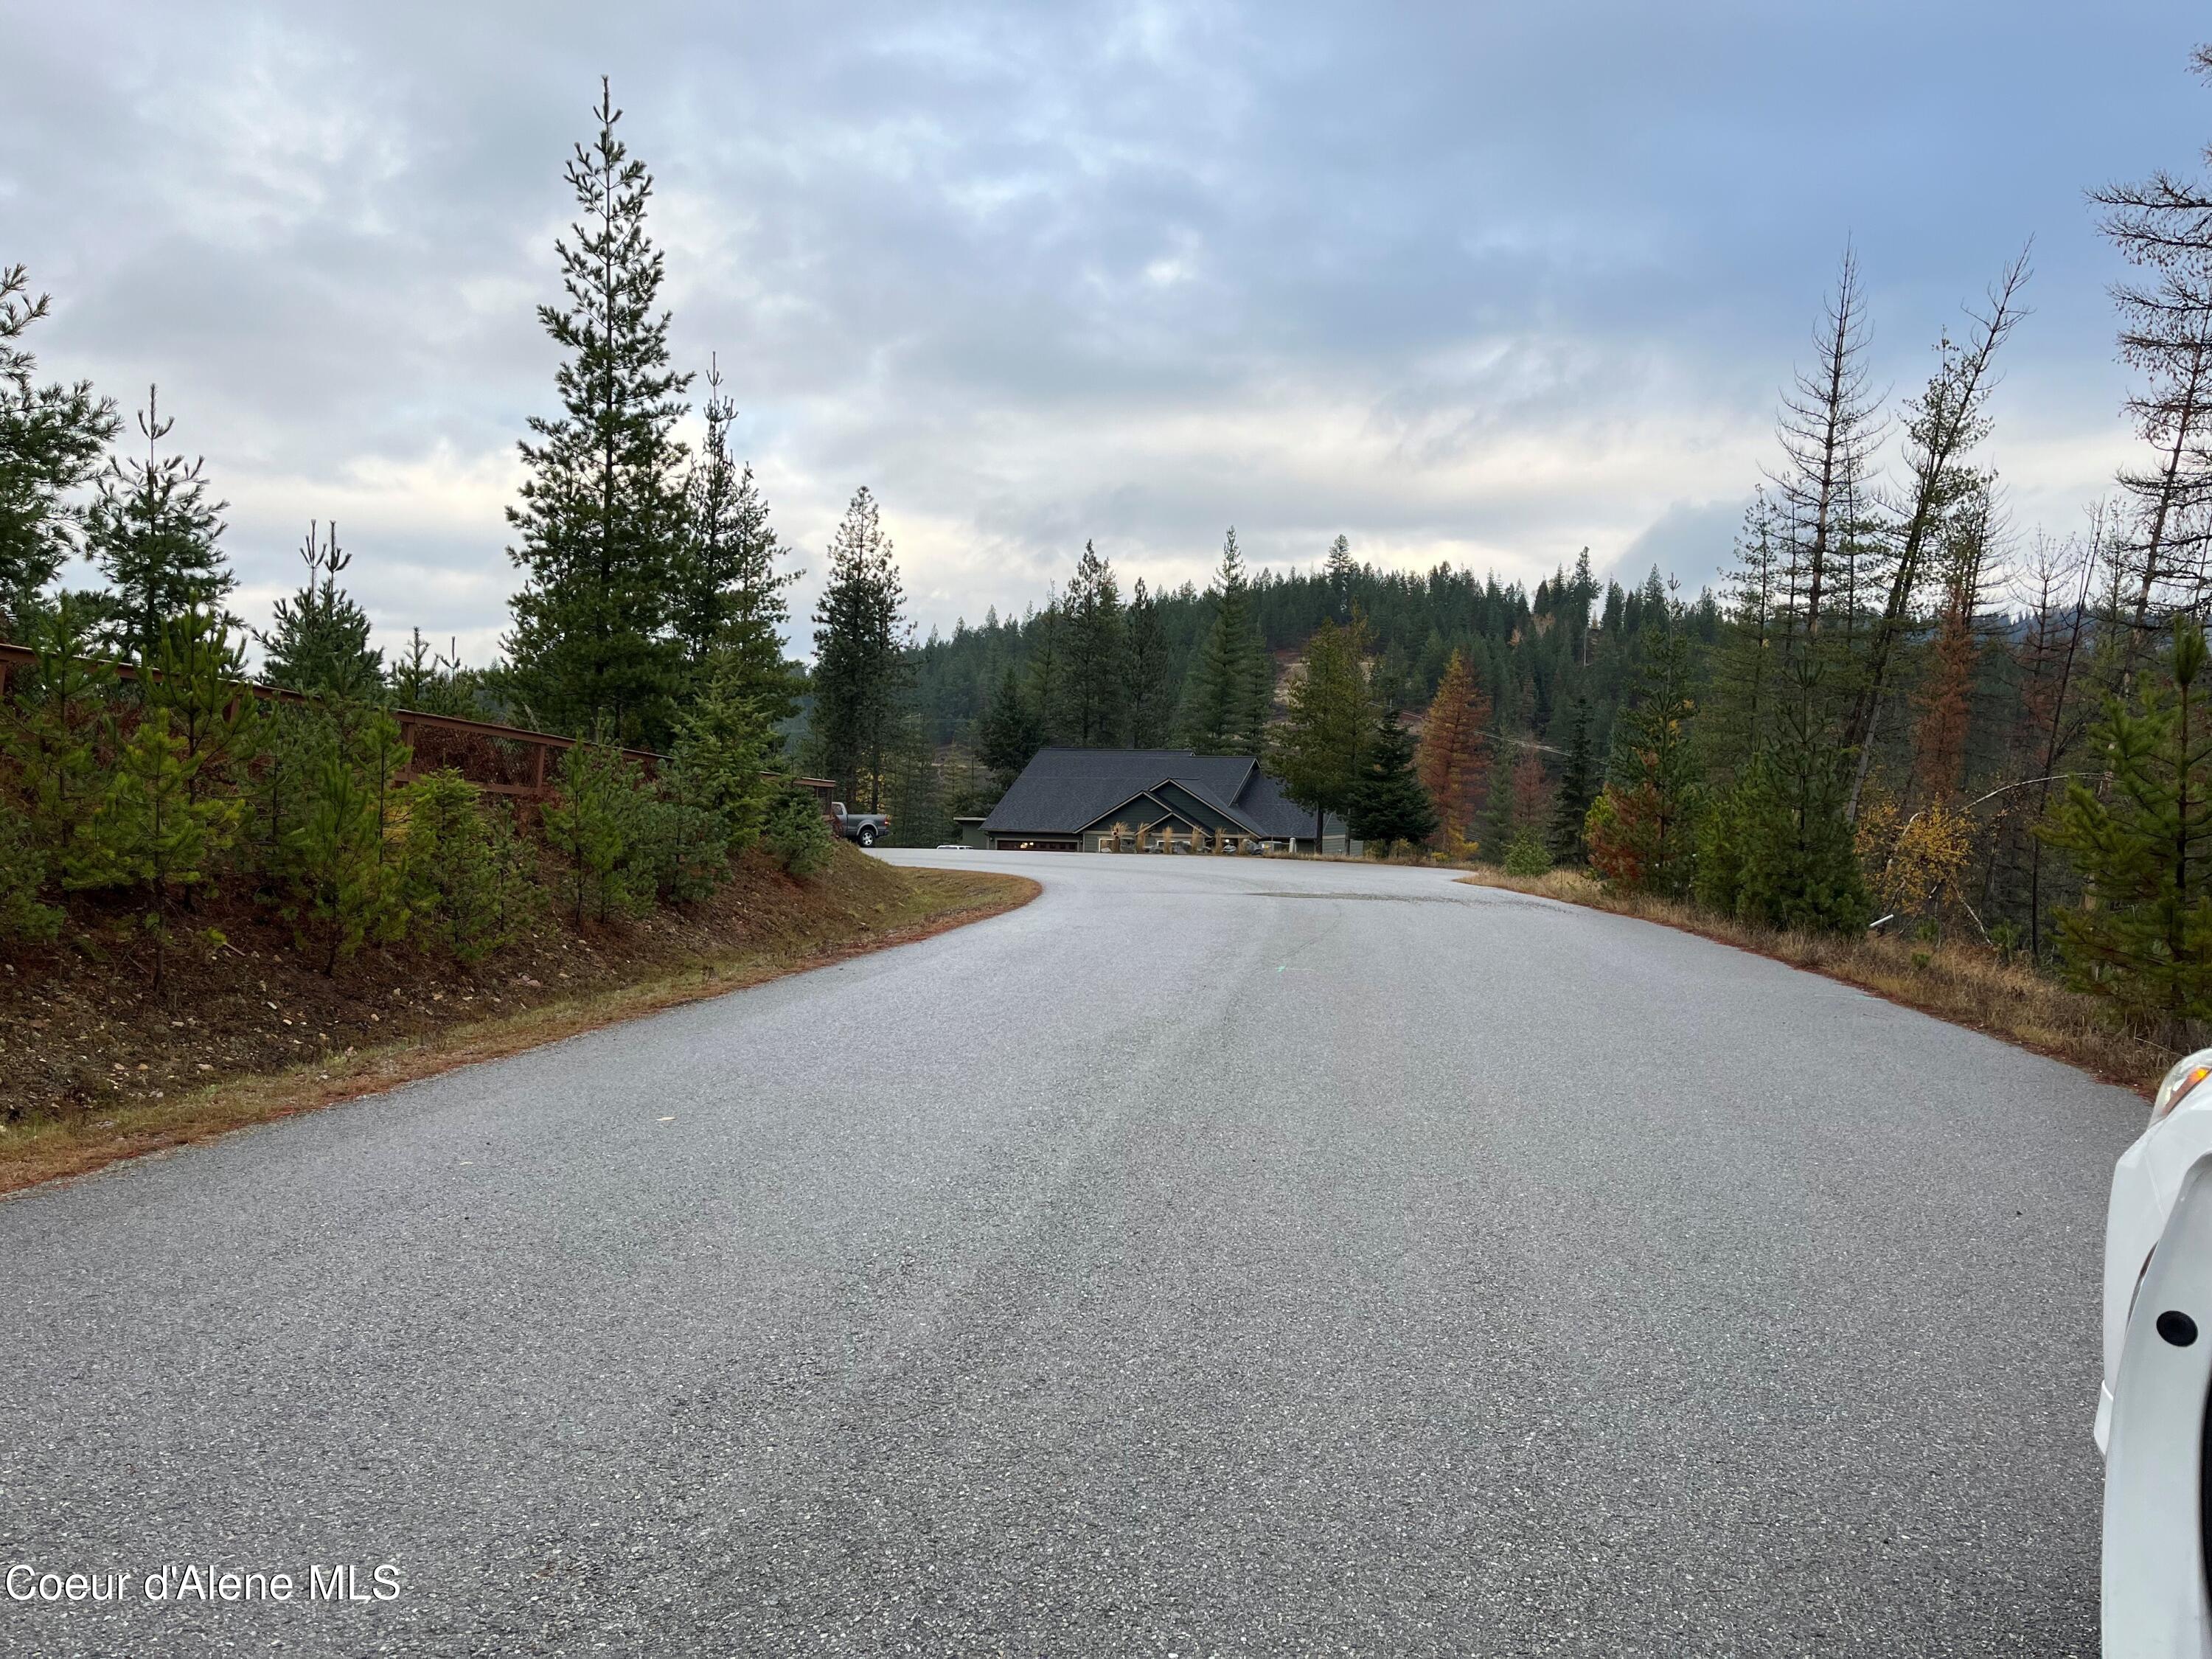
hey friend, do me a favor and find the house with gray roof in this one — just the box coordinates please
[976,748,1349,853]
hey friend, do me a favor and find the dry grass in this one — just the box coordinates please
[1458,866,2175,1096]
[0,865,1035,1197]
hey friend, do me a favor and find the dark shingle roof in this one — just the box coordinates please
[983,748,1340,840]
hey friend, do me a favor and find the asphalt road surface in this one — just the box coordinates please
[0,852,2149,1655]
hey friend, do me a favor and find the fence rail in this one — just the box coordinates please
[0,642,836,811]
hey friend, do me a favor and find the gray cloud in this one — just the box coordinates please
[4,0,2206,661]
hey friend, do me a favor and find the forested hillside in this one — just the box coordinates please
[897,540,1711,824]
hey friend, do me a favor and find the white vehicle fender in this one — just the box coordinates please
[2105,1150,2212,1658]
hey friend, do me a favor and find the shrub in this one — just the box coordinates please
[1501,830,1552,877]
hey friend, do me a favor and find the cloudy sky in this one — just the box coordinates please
[7,1,2209,662]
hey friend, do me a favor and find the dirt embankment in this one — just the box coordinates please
[0,844,1034,1194]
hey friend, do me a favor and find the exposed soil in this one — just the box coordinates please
[0,845,1035,1192]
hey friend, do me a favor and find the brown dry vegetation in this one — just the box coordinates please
[1457,866,2175,1096]
[0,845,1034,1194]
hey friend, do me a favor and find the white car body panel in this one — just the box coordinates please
[2104,1091,2212,1455]
[2104,1150,2212,1658]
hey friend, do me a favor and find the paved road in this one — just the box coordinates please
[0,852,2146,1655]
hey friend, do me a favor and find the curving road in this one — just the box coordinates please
[0,851,2146,1655]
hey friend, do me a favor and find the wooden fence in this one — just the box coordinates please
[0,643,836,812]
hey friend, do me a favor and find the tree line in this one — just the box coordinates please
[0,79,843,979]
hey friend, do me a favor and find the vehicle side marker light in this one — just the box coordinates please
[2151,1048,2212,1122]
[2154,1310,2198,1346]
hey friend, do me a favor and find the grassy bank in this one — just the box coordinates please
[1457,865,2174,1097]
[0,846,1034,1195]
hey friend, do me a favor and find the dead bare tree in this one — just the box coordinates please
[1767,245,1887,675]
[2091,44,2212,665]
[1843,247,2033,818]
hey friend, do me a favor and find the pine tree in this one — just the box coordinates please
[675,356,799,726]
[669,667,774,855]
[1324,534,1357,619]
[1122,577,1173,745]
[1,594,116,892]
[1269,617,1369,847]
[288,717,408,973]
[1546,696,1598,863]
[0,265,119,632]
[146,606,259,815]
[1587,625,1703,897]
[541,738,647,923]
[1698,691,1870,934]
[1178,529,1270,754]
[1056,540,1125,747]
[809,486,911,809]
[85,386,234,663]
[398,770,535,964]
[82,706,240,989]
[2044,619,2212,1034]
[1416,648,1491,853]
[978,664,1045,790]
[763,782,835,876]
[259,522,383,700]
[504,79,692,748]
[1707,489,1786,769]
[1025,599,1063,745]
[1347,704,1438,851]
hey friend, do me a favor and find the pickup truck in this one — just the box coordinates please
[830,802,891,847]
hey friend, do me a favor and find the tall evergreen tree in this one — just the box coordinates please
[1324,533,1357,619]
[1416,648,1491,852]
[1546,695,1598,863]
[85,386,234,664]
[1347,704,1438,850]
[675,355,798,726]
[1057,540,1125,747]
[978,664,1045,789]
[1178,528,1270,754]
[1587,624,1703,897]
[1707,489,1787,768]
[504,78,692,748]
[1270,616,1369,847]
[1026,597,1064,744]
[2044,619,2212,1035]
[1122,576,1172,746]
[259,522,383,700]
[0,265,119,633]
[809,486,911,810]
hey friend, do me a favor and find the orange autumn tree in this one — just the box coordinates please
[1416,649,1491,855]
